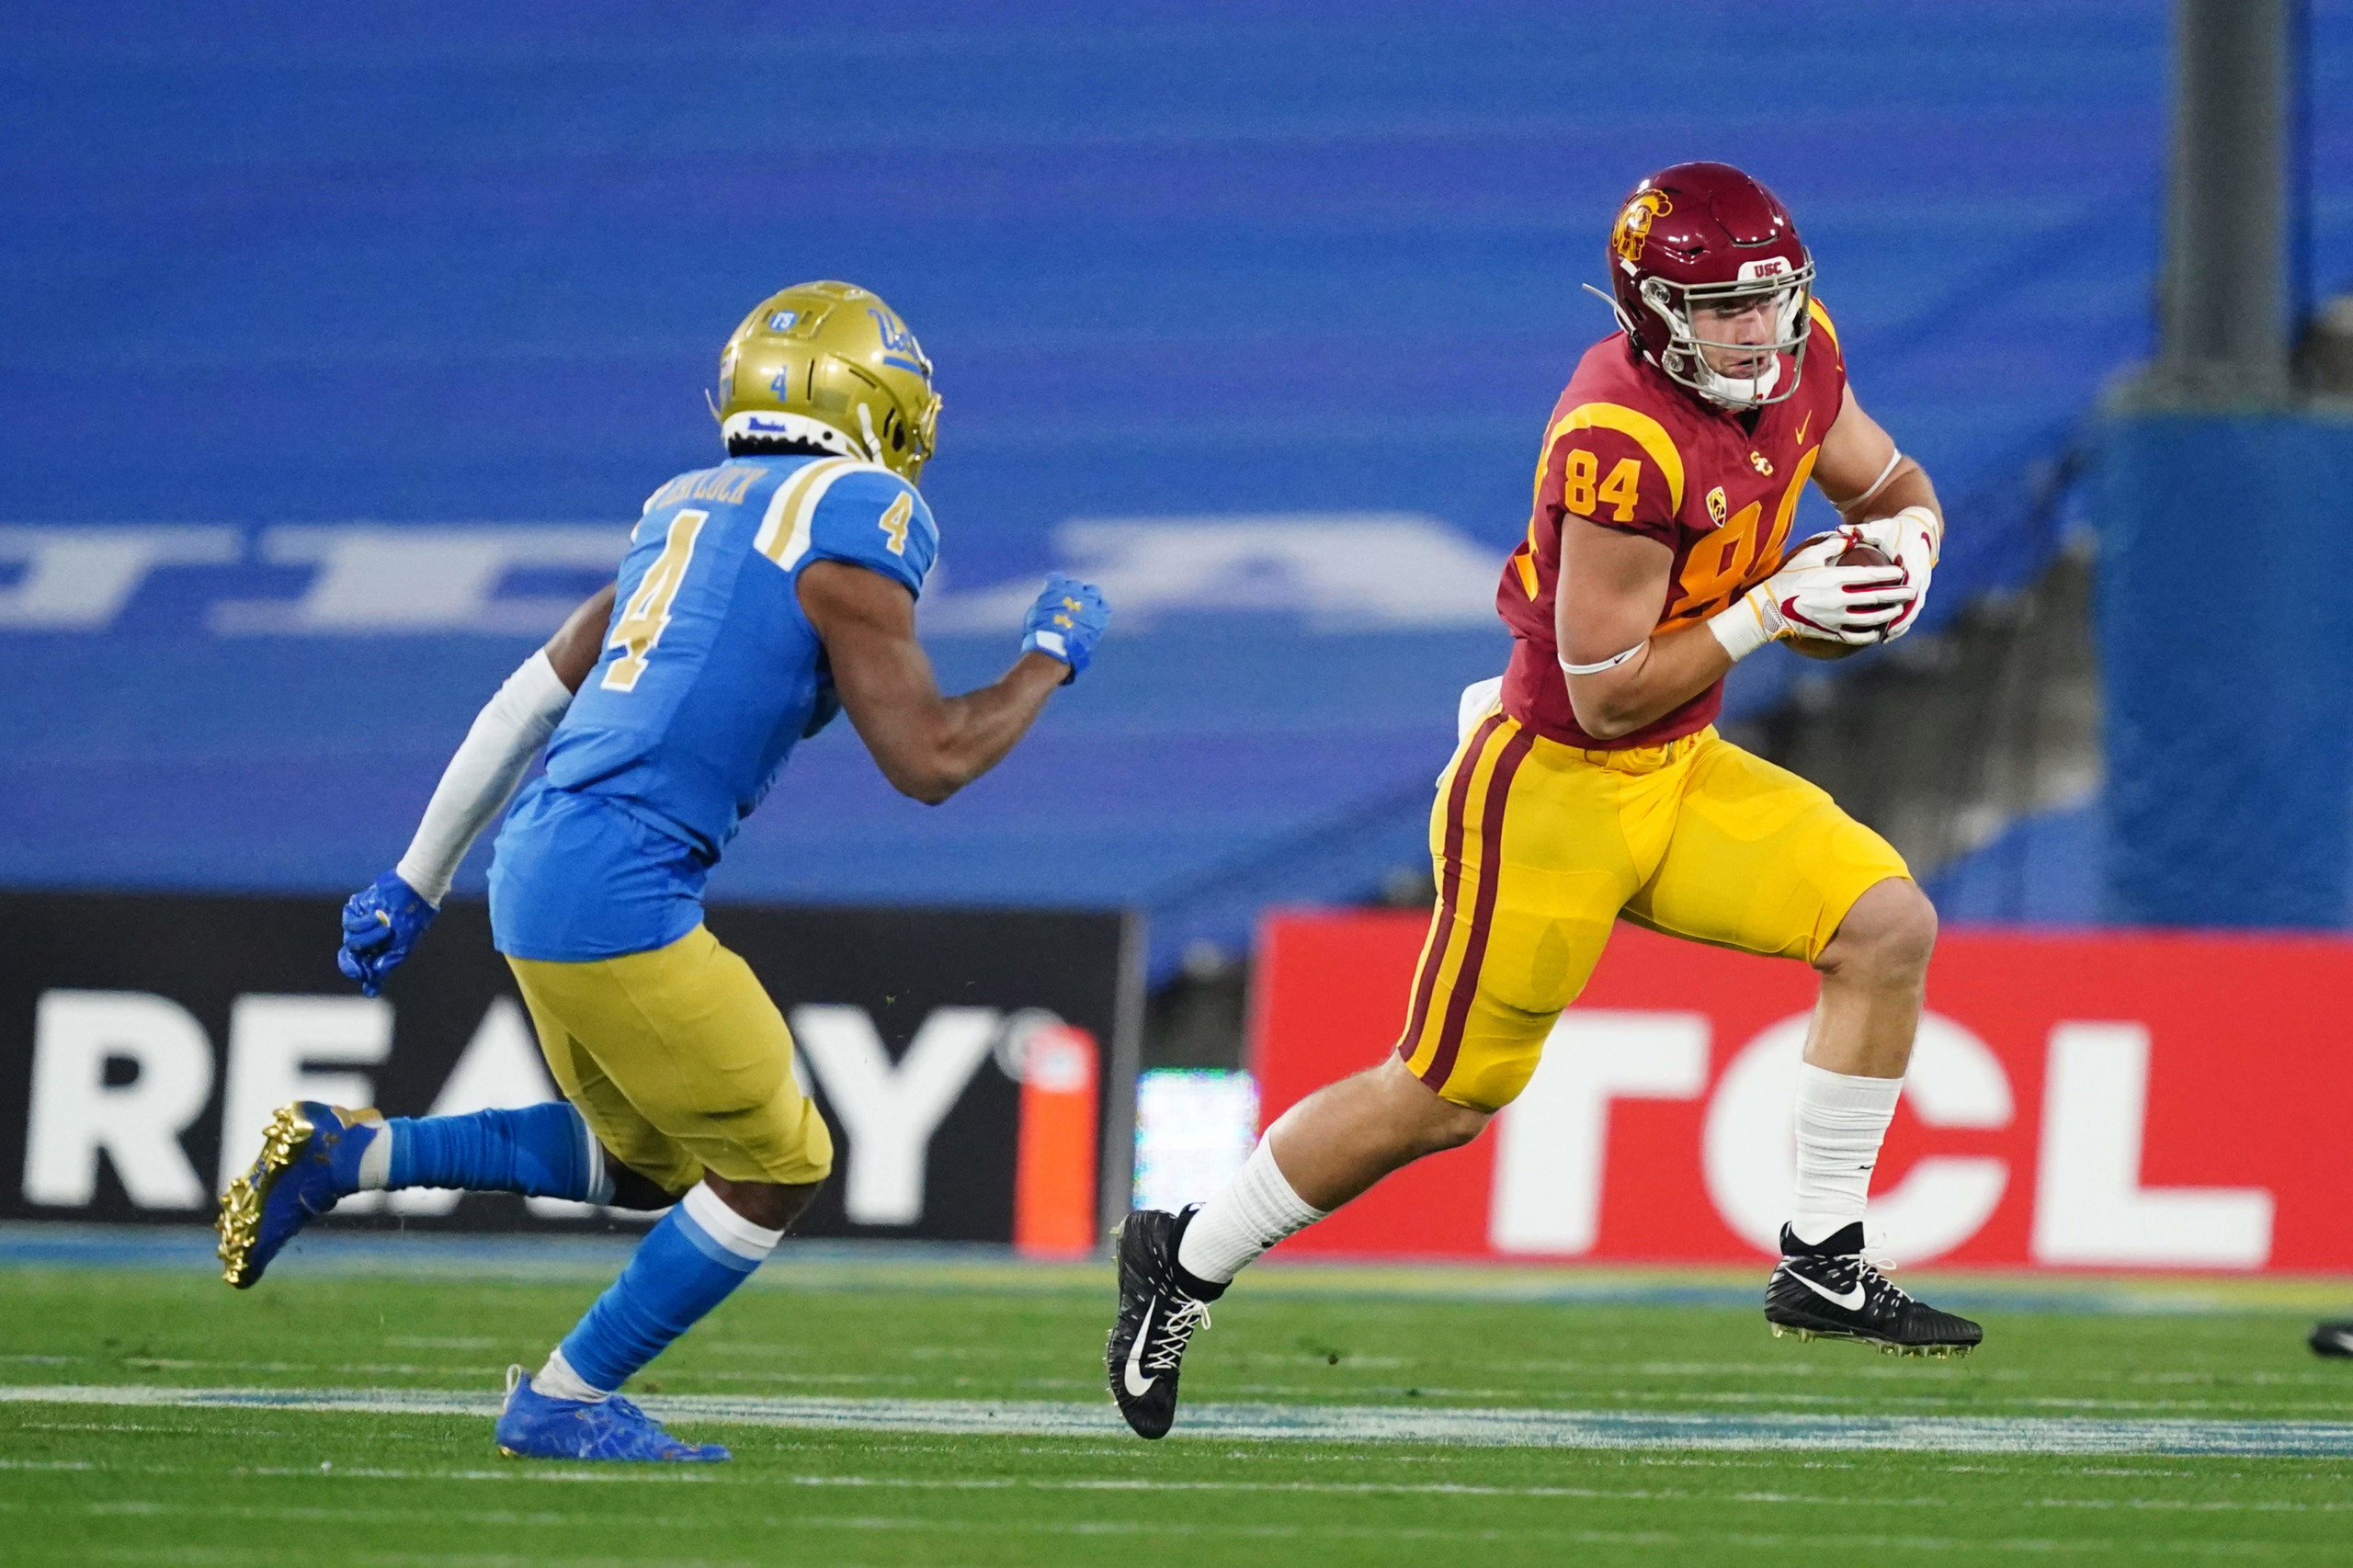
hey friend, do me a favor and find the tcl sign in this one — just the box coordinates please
[1252,915,2352,1271]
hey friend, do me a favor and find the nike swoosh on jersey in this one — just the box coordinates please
[1787,1269,1867,1312]
[1123,1298,1159,1396]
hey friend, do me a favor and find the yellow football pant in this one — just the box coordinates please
[1395,715,1911,1113]
[506,924,834,1192]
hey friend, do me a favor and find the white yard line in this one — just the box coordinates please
[8,1384,2353,1457]
[11,1455,2352,1519]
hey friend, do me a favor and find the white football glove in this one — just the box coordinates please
[1708,530,1917,662]
[1848,505,1940,641]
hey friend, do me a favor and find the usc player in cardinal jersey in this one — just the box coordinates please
[1107,162,1976,1440]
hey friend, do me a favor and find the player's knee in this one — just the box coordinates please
[1378,1060,1492,1153]
[703,1172,824,1233]
[605,1159,687,1212]
[1824,877,1938,985]
[1412,1099,1491,1155]
[1878,881,1939,977]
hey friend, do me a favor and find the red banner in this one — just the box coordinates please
[1250,914,2353,1272]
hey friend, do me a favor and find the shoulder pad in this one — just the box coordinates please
[752,459,935,593]
[1807,297,1840,355]
[750,460,904,569]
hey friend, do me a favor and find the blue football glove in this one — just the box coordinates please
[337,870,438,997]
[1020,573,1110,682]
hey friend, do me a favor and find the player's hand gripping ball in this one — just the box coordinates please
[1021,573,1111,682]
[1847,505,1939,642]
[336,869,438,996]
[1782,528,1907,661]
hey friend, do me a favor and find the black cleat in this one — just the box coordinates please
[1765,1222,1982,1358]
[1107,1206,1219,1439]
[2312,1321,2353,1358]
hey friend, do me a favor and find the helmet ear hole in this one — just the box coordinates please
[883,410,906,451]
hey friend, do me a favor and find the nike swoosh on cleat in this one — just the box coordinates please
[1123,1298,1158,1397]
[1787,1270,1867,1312]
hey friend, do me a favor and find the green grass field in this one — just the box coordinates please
[5,1233,2352,1566]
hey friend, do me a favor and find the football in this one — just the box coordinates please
[1786,536,1894,660]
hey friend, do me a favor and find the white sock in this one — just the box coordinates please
[533,1346,609,1403]
[1176,1138,1328,1285]
[1790,1063,1904,1247]
[354,1122,392,1191]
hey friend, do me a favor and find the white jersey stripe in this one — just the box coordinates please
[752,457,849,562]
[753,458,899,571]
[776,460,895,572]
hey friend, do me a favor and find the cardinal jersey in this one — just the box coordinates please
[1497,300,1848,749]
[489,453,939,960]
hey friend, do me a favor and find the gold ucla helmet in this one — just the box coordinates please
[713,281,940,483]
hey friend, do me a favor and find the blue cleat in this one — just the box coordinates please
[215,1101,381,1289]
[494,1367,731,1462]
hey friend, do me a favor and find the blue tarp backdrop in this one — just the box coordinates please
[10,2,2353,974]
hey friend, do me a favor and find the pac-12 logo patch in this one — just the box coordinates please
[1706,486,1728,525]
[1612,189,1673,266]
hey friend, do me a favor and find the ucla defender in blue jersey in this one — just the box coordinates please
[215,282,1109,1462]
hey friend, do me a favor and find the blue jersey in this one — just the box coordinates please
[489,453,939,960]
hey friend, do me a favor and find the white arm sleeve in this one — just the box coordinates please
[393,649,576,905]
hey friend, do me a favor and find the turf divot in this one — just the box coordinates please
[10,1384,2353,1456]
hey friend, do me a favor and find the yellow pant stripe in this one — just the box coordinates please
[1397,713,1529,1083]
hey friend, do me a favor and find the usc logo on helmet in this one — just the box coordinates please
[1612,190,1673,265]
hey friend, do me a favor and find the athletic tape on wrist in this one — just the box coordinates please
[1707,593,1777,664]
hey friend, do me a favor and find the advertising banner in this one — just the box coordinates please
[1252,912,2353,1272]
[0,892,1138,1245]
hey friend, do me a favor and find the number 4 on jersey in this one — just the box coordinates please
[877,492,913,556]
[603,510,706,693]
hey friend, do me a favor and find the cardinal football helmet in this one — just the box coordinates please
[713,281,941,483]
[1603,162,1815,409]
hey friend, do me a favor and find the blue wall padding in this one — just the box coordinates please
[2097,415,2353,926]
[1926,801,2101,926]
